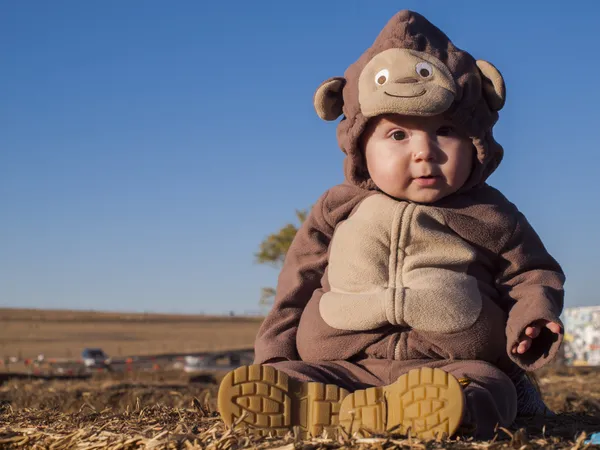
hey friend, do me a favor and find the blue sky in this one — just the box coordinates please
[1,1,599,314]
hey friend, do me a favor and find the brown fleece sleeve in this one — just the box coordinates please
[253,183,369,364]
[496,212,565,371]
[253,190,335,364]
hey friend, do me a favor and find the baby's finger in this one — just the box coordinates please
[546,322,562,334]
[525,326,540,338]
[517,338,531,354]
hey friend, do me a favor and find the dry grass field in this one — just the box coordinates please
[0,308,262,360]
[1,367,600,449]
[2,308,600,449]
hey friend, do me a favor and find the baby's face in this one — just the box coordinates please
[363,114,473,203]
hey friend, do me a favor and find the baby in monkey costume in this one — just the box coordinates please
[218,10,564,440]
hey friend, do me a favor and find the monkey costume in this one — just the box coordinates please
[218,10,564,440]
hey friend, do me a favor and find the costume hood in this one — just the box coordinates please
[313,10,506,192]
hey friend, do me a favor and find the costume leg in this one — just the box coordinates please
[217,360,387,438]
[513,371,554,417]
[266,359,392,390]
[338,359,517,440]
[397,298,513,373]
[414,360,517,439]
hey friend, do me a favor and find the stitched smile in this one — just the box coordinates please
[384,90,427,98]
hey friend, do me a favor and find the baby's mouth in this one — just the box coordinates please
[413,175,442,186]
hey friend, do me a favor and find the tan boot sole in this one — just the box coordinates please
[338,367,464,440]
[218,364,349,438]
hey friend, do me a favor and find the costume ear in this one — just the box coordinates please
[313,77,346,121]
[476,60,505,111]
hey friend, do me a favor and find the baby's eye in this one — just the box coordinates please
[391,131,407,141]
[436,125,455,136]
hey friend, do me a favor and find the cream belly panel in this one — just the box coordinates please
[320,194,482,333]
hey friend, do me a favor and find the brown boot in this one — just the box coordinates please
[218,364,349,438]
[338,367,465,440]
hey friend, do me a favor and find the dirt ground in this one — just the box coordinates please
[2,308,600,448]
[1,366,600,449]
[0,308,262,360]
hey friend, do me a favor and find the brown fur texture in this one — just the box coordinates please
[254,12,565,429]
[255,183,565,373]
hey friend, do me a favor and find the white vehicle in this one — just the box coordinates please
[183,351,253,374]
[81,348,110,369]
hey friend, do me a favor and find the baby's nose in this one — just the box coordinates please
[413,151,434,162]
[412,134,439,162]
[412,145,436,162]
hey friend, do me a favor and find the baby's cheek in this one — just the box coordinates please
[372,165,400,193]
[448,161,472,190]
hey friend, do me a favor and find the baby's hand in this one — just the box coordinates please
[511,320,562,355]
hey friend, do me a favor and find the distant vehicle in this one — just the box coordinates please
[184,350,254,383]
[81,348,110,369]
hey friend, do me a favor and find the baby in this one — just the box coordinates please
[218,10,564,440]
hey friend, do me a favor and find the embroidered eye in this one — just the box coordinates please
[375,69,389,85]
[391,131,407,141]
[416,62,433,78]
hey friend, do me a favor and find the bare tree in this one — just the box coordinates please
[255,209,308,305]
